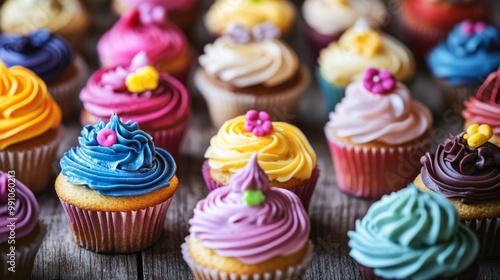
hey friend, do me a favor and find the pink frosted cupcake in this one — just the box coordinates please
[183,153,313,278]
[324,68,433,199]
[80,52,190,158]
[97,6,193,84]
[1,171,47,279]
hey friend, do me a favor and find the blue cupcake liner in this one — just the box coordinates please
[315,67,346,114]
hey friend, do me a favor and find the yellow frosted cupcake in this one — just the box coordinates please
[0,63,62,194]
[202,110,319,210]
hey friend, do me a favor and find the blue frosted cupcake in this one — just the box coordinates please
[428,20,500,110]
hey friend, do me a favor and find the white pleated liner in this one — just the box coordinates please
[464,217,500,260]
[0,128,62,194]
[59,197,173,253]
[48,55,89,118]
[195,65,311,128]
[181,237,314,280]
[147,114,191,160]
[0,223,47,280]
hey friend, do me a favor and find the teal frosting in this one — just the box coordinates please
[348,186,478,280]
[428,22,500,86]
[60,115,176,197]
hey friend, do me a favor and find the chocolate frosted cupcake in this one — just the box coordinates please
[415,124,500,259]
[348,186,479,279]
[462,68,500,146]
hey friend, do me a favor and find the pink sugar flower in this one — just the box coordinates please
[97,128,118,147]
[244,110,273,137]
[362,68,396,94]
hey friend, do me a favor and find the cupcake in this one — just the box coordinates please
[97,6,193,84]
[302,0,387,62]
[0,0,90,52]
[324,68,432,199]
[317,19,415,113]
[0,171,47,280]
[205,0,296,37]
[400,0,489,58]
[0,29,88,119]
[56,114,178,253]
[415,123,500,259]
[203,110,319,210]
[462,69,500,146]
[111,0,199,33]
[348,186,479,280]
[0,63,62,194]
[195,23,310,127]
[428,21,500,111]
[183,153,313,279]
[80,52,190,159]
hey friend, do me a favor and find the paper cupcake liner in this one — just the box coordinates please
[315,68,346,114]
[146,115,191,159]
[305,26,342,67]
[0,128,62,194]
[435,79,478,112]
[59,197,173,253]
[202,161,319,211]
[0,223,47,280]
[48,55,89,119]
[399,15,445,60]
[181,237,314,280]
[195,66,310,128]
[325,132,431,199]
[464,217,500,260]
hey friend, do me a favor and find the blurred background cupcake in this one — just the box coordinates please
[203,110,319,210]
[80,52,191,158]
[324,68,432,199]
[400,0,489,58]
[204,0,296,38]
[97,6,193,84]
[462,68,500,145]
[0,171,47,279]
[348,186,479,279]
[0,30,88,119]
[302,0,388,63]
[183,153,313,279]
[0,0,90,52]
[428,20,500,111]
[195,23,310,127]
[56,115,178,253]
[416,124,500,259]
[0,63,62,194]
[317,19,415,113]
[111,0,199,33]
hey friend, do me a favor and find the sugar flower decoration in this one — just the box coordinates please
[96,128,117,147]
[363,68,396,94]
[138,4,167,25]
[463,124,493,148]
[345,18,381,56]
[461,20,486,36]
[244,110,273,137]
[224,22,281,44]
[125,66,160,93]
[229,153,269,207]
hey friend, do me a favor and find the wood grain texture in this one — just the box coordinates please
[24,0,500,279]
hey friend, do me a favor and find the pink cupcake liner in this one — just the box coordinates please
[146,115,191,159]
[0,128,62,194]
[0,223,47,280]
[59,197,173,253]
[325,132,431,200]
[181,237,314,280]
[202,161,319,211]
[464,217,500,260]
[47,55,89,119]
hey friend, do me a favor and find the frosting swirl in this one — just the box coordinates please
[428,21,500,86]
[0,29,73,83]
[97,8,187,68]
[318,26,415,87]
[462,69,500,134]
[0,63,62,150]
[325,79,432,144]
[420,133,500,204]
[190,154,310,264]
[199,37,298,88]
[205,0,295,36]
[348,186,479,279]
[205,115,316,182]
[80,52,190,130]
[0,171,39,243]
[60,115,176,197]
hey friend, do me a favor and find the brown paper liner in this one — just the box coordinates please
[435,78,478,112]
[464,217,500,260]
[181,237,314,280]
[59,197,173,253]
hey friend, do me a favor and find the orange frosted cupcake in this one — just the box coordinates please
[0,63,62,194]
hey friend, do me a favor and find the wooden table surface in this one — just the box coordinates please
[27,0,500,279]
